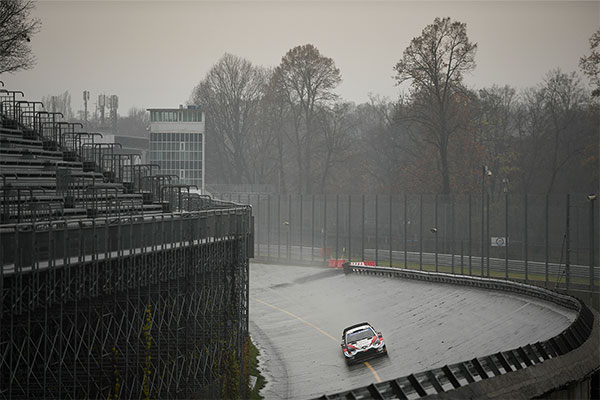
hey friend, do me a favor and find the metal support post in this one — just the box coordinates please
[545,194,549,286]
[389,194,393,268]
[267,194,271,259]
[524,194,528,282]
[469,194,472,275]
[404,194,408,268]
[486,193,490,277]
[566,193,570,290]
[323,195,327,263]
[348,195,352,262]
[589,195,596,295]
[311,195,315,261]
[361,195,365,262]
[336,194,339,261]
[505,193,509,279]
[375,195,379,266]
[435,194,439,272]
[419,194,423,270]
[278,194,281,260]
[300,194,303,259]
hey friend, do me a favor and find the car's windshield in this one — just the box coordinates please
[346,327,374,343]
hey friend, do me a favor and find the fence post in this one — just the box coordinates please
[311,195,315,261]
[566,193,570,290]
[375,195,379,266]
[361,194,365,262]
[336,194,339,261]
[267,194,271,260]
[256,194,260,258]
[300,194,303,260]
[545,194,549,287]
[590,195,596,296]
[389,194,392,268]
[323,195,327,263]
[404,194,407,269]
[419,194,423,271]
[348,194,352,262]
[449,196,454,274]
[288,194,292,263]
[486,193,490,277]
[505,193,509,280]
[435,194,438,272]
[278,193,281,261]
[469,194,472,276]
[481,180,485,277]
[524,194,528,283]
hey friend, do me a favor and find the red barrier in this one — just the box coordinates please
[328,259,346,268]
[364,261,376,266]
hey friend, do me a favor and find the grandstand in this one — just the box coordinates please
[0,84,253,399]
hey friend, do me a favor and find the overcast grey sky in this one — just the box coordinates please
[4,1,599,114]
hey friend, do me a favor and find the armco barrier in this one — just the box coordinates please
[314,263,599,400]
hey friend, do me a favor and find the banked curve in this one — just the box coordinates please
[313,263,598,400]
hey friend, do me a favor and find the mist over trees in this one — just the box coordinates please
[193,19,597,195]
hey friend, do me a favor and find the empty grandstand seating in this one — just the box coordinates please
[0,87,220,224]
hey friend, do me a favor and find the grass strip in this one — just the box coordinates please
[248,337,266,400]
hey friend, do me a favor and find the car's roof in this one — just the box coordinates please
[343,322,373,335]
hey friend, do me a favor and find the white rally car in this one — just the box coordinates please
[341,322,388,365]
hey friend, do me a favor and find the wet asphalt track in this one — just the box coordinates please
[249,262,577,400]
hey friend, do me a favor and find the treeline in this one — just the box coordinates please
[191,18,598,196]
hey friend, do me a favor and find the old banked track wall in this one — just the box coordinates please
[0,209,253,399]
[314,263,599,400]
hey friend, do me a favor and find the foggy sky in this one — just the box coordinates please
[4,0,599,115]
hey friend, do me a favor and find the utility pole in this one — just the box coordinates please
[83,90,90,124]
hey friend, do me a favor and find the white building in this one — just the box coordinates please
[147,105,205,192]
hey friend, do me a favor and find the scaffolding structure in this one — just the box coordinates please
[0,86,253,399]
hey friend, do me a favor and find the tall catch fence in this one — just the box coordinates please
[1,84,253,399]
[217,193,598,298]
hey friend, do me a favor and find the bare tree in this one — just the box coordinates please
[580,28,600,97]
[394,17,477,194]
[191,53,269,184]
[0,0,40,74]
[358,96,410,192]
[42,91,73,119]
[271,44,341,194]
[313,102,355,193]
[542,69,587,193]
[476,85,518,194]
[117,107,149,137]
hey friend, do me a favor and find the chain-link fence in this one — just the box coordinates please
[217,192,598,295]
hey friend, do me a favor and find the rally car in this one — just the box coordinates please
[341,322,387,365]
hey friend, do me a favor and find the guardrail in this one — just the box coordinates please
[314,263,598,400]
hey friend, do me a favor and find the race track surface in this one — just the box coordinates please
[249,262,577,400]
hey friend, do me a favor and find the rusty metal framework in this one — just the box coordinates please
[0,87,253,398]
